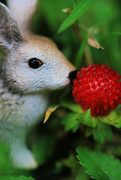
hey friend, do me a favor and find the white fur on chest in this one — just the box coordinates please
[12,93,49,127]
[14,95,48,127]
[0,92,49,143]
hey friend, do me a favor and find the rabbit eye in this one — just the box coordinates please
[28,58,43,69]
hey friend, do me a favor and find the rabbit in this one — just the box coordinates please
[0,0,76,169]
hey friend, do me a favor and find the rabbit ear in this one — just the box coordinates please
[7,0,37,35]
[0,3,23,51]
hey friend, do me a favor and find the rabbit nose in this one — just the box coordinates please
[69,70,77,82]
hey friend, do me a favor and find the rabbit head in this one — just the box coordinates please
[0,1,75,94]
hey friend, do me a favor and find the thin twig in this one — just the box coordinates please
[72,23,82,43]
[72,23,93,65]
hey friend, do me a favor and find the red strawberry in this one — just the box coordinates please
[72,64,121,117]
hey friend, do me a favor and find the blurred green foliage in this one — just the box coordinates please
[33,0,121,72]
[1,0,121,179]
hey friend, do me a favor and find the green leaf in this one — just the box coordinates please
[99,109,121,128]
[62,113,80,132]
[75,31,89,70]
[32,135,55,165]
[62,109,98,132]
[58,0,98,33]
[76,147,121,180]
[61,100,83,113]
[93,122,112,143]
[77,109,98,127]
